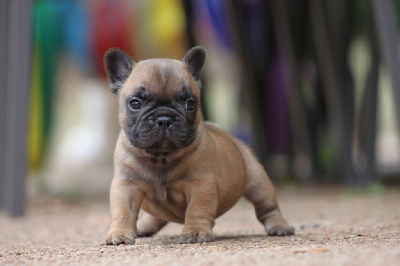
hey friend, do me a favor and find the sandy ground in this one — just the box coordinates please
[0,186,399,265]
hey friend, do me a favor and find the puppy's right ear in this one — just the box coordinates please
[182,46,206,84]
[104,48,135,94]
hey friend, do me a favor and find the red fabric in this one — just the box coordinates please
[91,0,134,78]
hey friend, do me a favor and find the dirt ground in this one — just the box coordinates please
[0,186,399,265]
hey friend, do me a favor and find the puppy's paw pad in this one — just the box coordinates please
[267,225,295,236]
[102,233,135,246]
[179,230,215,244]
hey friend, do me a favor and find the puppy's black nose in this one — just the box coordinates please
[154,116,174,128]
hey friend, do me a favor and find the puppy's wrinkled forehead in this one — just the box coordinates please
[121,59,199,100]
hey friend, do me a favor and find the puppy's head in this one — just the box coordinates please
[104,47,206,154]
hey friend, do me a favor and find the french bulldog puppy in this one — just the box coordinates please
[102,46,294,245]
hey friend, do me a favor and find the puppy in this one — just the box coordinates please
[102,46,294,245]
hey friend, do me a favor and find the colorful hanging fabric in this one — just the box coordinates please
[204,0,233,48]
[28,0,62,169]
[28,38,44,169]
[91,0,133,78]
[146,0,188,58]
[62,0,92,71]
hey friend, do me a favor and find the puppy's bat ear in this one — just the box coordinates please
[104,48,135,94]
[182,46,206,85]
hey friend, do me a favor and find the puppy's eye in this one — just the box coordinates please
[129,98,142,110]
[185,99,197,111]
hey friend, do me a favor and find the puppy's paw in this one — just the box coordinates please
[101,231,136,246]
[263,211,295,236]
[179,229,215,244]
[267,224,295,236]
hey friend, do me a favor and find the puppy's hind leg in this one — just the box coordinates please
[233,140,294,236]
[136,212,168,237]
[244,171,294,236]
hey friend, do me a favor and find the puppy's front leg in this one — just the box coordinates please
[102,177,144,245]
[179,179,217,244]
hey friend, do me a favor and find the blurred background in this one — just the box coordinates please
[1,0,400,216]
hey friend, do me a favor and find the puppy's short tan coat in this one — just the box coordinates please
[102,46,294,245]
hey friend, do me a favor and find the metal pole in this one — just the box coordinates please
[2,0,33,216]
[0,0,10,211]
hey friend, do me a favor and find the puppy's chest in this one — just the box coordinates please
[144,182,187,206]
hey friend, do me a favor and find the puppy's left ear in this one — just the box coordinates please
[182,46,206,84]
[104,48,135,95]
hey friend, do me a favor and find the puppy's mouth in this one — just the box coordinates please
[144,137,178,154]
[144,149,173,157]
[128,127,185,153]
